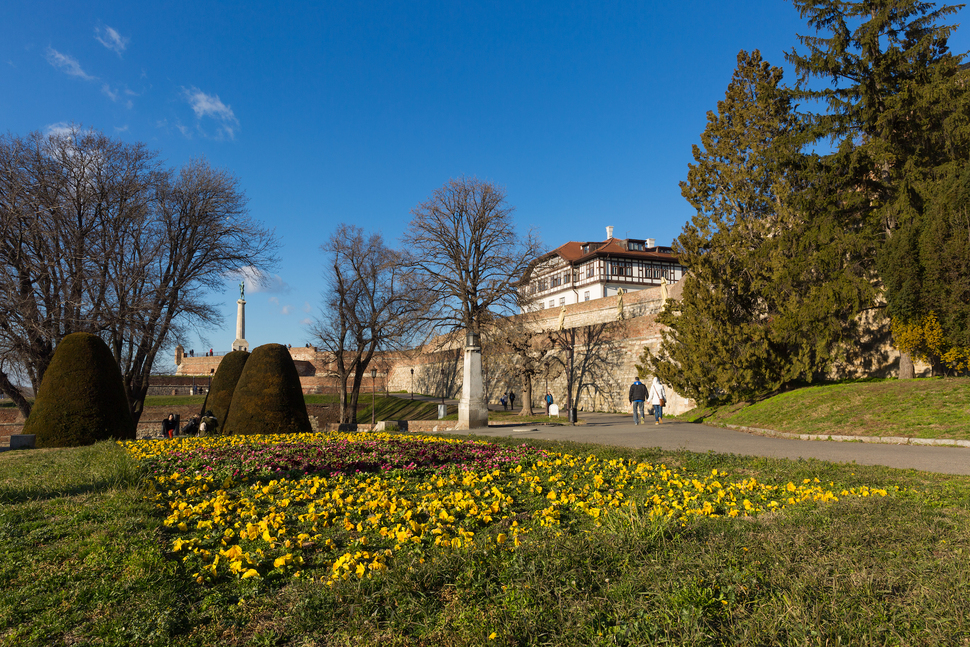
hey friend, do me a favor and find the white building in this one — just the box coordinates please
[520,226,685,312]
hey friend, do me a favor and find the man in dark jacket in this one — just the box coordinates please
[629,377,648,425]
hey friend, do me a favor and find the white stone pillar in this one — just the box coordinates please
[458,331,488,429]
[232,299,249,352]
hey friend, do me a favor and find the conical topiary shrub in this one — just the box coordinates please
[223,343,311,435]
[199,349,250,433]
[24,332,135,447]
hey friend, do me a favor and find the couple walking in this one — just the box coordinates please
[629,376,666,425]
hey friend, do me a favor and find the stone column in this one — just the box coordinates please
[232,298,249,352]
[458,331,488,429]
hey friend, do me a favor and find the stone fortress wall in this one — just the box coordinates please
[175,285,693,415]
[175,280,923,417]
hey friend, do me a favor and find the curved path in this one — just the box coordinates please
[444,408,970,476]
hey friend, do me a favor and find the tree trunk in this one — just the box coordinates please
[519,374,535,416]
[565,340,575,424]
[898,351,915,379]
[0,372,31,419]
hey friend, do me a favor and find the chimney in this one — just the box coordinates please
[646,238,655,248]
[606,225,614,239]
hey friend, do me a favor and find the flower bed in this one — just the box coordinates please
[122,431,891,587]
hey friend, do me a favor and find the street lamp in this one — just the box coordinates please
[410,368,414,400]
[371,368,377,427]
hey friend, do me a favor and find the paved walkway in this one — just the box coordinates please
[405,396,970,475]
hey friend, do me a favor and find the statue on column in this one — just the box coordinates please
[239,281,245,300]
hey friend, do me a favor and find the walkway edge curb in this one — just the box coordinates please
[725,424,970,448]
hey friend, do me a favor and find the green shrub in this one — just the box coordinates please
[24,332,135,447]
[199,349,250,432]
[223,343,311,435]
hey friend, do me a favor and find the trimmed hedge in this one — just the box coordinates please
[199,349,250,432]
[24,332,135,447]
[223,343,311,435]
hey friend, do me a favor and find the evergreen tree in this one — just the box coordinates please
[648,50,874,404]
[648,51,802,403]
[25,333,135,447]
[786,0,968,375]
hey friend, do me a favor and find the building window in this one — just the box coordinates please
[564,272,571,284]
[586,264,594,278]
[610,260,633,277]
[584,291,590,302]
[549,300,555,308]
[559,297,565,306]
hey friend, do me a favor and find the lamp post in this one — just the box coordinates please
[410,368,414,400]
[371,368,377,427]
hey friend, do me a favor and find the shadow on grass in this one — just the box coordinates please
[0,442,148,504]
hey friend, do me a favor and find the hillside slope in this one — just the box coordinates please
[681,378,970,441]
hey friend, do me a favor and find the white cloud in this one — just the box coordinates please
[281,305,294,315]
[269,296,280,306]
[45,122,75,138]
[45,47,95,81]
[300,317,313,326]
[114,125,129,133]
[303,301,312,313]
[182,86,239,140]
[101,83,118,101]
[94,25,129,56]
[227,266,289,296]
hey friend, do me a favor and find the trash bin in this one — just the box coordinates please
[437,404,447,419]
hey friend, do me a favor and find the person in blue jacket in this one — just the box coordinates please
[629,377,647,425]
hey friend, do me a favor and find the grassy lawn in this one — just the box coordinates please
[1,437,969,646]
[678,377,970,441]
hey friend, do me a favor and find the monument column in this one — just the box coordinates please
[458,331,488,429]
[232,281,249,352]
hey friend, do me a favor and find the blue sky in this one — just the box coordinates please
[4,1,970,363]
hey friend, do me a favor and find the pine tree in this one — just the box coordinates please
[786,0,968,375]
[648,51,804,403]
[648,49,876,404]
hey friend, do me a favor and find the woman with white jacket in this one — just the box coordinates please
[649,377,666,424]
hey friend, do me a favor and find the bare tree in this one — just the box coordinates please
[311,224,426,425]
[545,322,622,420]
[403,177,541,335]
[402,177,541,426]
[108,157,278,422]
[0,127,278,421]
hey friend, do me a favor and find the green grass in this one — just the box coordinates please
[2,439,970,645]
[678,377,970,441]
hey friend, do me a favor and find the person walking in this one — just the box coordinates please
[500,393,508,411]
[629,377,647,425]
[545,391,554,415]
[508,390,516,411]
[649,377,667,424]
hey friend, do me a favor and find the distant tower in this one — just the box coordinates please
[232,281,249,352]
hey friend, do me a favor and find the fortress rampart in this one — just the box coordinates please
[175,279,921,416]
